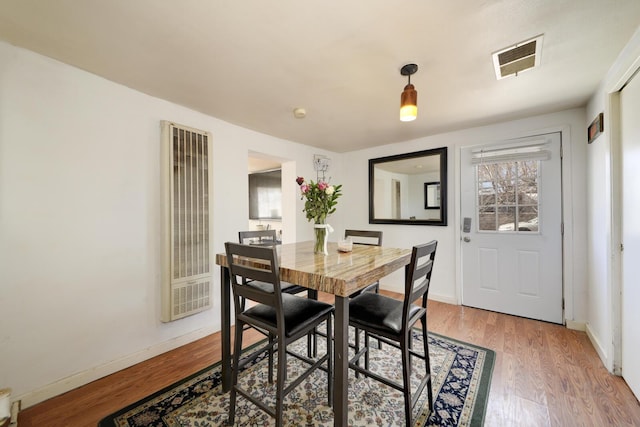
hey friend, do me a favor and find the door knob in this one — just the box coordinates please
[463,237,471,242]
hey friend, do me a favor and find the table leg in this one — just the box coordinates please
[333,295,349,426]
[221,266,231,392]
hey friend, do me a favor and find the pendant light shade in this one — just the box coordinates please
[400,63,418,122]
[400,83,417,121]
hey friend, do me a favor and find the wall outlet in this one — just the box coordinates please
[9,400,20,426]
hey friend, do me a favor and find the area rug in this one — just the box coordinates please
[99,330,494,426]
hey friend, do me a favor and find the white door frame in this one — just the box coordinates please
[616,69,640,398]
[608,65,640,376]
[603,35,640,374]
[455,125,576,326]
[609,91,623,375]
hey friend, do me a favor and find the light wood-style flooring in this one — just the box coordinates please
[18,291,640,426]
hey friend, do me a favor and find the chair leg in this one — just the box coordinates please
[314,330,318,357]
[354,326,361,378]
[307,328,317,358]
[275,340,287,427]
[228,319,244,426]
[364,332,370,371]
[326,315,333,405]
[401,333,413,427]
[268,333,275,383]
[421,316,434,412]
[373,284,383,351]
[408,329,413,375]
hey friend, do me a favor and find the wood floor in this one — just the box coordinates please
[19,291,640,427]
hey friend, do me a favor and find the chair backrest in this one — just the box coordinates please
[238,229,279,246]
[344,229,383,246]
[402,240,438,323]
[225,242,284,318]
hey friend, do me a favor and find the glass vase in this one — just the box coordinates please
[314,222,329,255]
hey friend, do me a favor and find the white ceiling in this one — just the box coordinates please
[1,1,639,153]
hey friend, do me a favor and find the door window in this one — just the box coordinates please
[476,160,539,232]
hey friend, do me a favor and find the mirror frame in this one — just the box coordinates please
[369,147,448,226]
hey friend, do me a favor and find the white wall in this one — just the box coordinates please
[585,26,640,372]
[0,41,340,407]
[342,109,588,318]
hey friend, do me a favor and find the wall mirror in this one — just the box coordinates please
[369,147,447,226]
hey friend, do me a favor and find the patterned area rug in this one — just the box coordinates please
[99,330,494,426]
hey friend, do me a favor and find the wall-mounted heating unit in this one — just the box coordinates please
[161,121,213,322]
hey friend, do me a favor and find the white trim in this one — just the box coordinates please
[586,322,609,369]
[470,139,552,164]
[565,320,586,331]
[604,26,640,94]
[454,144,463,305]
[428,292,458,306]
[14,326,217,409]
[608,92,623,375]
[558,124,575,324]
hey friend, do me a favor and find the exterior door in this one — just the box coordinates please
[461,133,563,323]
[620,71,640,399]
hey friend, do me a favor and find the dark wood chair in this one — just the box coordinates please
[343,229,384,354]
[344,229,383,297]
[225,242,334,427]
[348,240,437,426]
[238,230,317,356]
[238,229,280,246]
[344,229,383,246]
[238,230,311,298]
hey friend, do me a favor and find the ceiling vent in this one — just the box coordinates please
[492,35,543,80]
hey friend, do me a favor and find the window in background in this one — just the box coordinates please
[249,169,282,220]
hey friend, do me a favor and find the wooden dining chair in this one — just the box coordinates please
[225,242,334,427]
[238,229,279,246]
[238,230,312,297]
[348,240,437,426]
[239,230,317,357]
[344,229,383,297]
[343,229,385,354]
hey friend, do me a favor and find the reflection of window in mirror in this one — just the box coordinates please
[424,182,440,209]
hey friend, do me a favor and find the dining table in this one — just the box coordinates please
[216,240,412,427]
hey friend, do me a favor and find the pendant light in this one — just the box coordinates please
[400,63,418,122]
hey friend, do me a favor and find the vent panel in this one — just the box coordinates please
[171,279,211,320]
[172,128,210,280]
[493,35,543,80]
[161,121,213,322]
[500,56,536,78]
[497,40,536,66]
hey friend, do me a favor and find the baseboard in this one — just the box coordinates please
[427,292,458,305]
[381,284,458,306]
[565,320,586,331]
[16,326,217,409]
[585,322,609,370]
